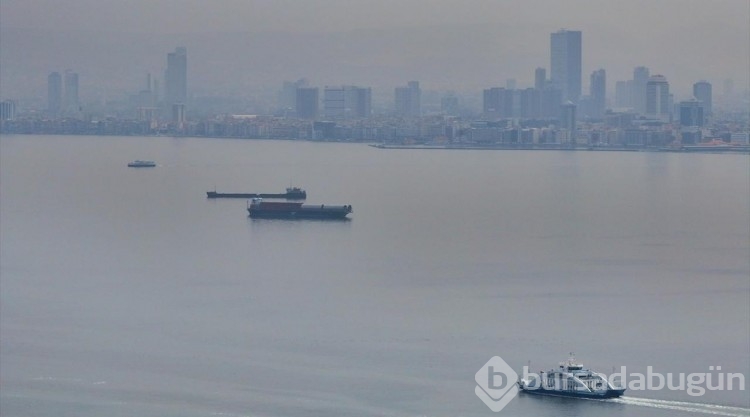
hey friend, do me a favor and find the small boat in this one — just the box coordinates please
[207,187,306,200]
[518,355,625,399]
[247,198,352,219]
[127,160,156,168]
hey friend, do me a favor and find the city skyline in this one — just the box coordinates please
[1,0,748,104]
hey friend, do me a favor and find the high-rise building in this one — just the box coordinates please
[561,101,577,144]
[136,72,156,109]
[535,68,546,91]
[63,70,79,113]
[483,87,513,118]
[172,103,186,128]
[0,100,17,121]
[550,29,582,103]
[324,86,371,120]
[280,78,309,112]
[540,88,563,118]
[350,87,372,118]
[47,72,62,115]
[296,87,319,119]
[395,81,421,117]
[165,47,187,111]
[615,80,633,108]
[679,98,704,127]
[693,81,712,117]
[632,66,650,114]
[519,88,541,118]
[646,75,670,121]
[589,69,606,118]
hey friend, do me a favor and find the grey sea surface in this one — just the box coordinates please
[1,135,748,417]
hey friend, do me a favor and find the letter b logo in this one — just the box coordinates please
[475,356,519,412]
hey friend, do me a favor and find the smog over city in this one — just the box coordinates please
[1,0,748,108]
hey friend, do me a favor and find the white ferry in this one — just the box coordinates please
[519,355,626,399]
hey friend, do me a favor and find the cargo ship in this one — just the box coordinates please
[518,355,625,399]
[207,187,306,200]
[247,198,352,219]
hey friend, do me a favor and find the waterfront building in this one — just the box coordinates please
[483,87,513,118]
[0,100,17,121]
[589,69,606,118]
[693,80,712,117]
[540,87,563,118]
[48,72,62,116]
[172,103,186,128]
[280,78,308,112]
[395,81,421,117]
[679,98,704,127]
[615,80,633,109]
[63,70,79,114]
[535,67,547,91]
[519,88,541,119]
[165,47,187,120]
[646,75,670,122]
[550,29,582,103]
[324,86,372,120]
[633,66,650,114]
[561,101,577,144]
[296,87,319,119]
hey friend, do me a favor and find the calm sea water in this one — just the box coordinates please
[1,135,749,417]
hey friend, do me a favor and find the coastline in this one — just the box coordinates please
[369,143,750,154]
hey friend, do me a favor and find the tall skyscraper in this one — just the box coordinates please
[63,70,79,114]
[295,87,319,119]
[165,47,187,110]
[632,66,650,114]
[646,75,670,121]
[550,29,582,103]
[47,72,62,115]
[693,81,712,116]
[395,81,421,117]
[589,69,606,118]
[534,67,546,91]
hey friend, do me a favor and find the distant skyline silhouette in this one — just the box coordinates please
[1,0,748,102]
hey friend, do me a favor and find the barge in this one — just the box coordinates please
[207,187,306,200]
[247,198,352,219]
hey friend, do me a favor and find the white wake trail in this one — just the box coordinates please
[613,396,750,416]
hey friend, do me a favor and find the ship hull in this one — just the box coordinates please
[519,387,625,399]
[247,207,351,219]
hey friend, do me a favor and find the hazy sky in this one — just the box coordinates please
[1,0,748,102]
